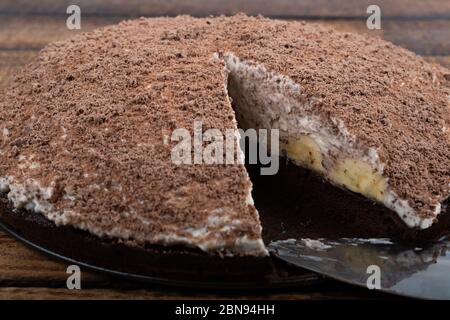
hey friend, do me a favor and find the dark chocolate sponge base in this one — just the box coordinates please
[250,160,450,242]
[0,197,276,284]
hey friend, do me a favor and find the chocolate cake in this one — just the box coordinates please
[0,14,449,258]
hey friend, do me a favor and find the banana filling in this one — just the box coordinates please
[329,158,386,203]
[286,136,386,202]
[286,135,325,173]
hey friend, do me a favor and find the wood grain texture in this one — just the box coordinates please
[0,0,449,19]
[0,230,114,287]
[0,51,36,88]
[0,16,121,49]
[0,285,393,300]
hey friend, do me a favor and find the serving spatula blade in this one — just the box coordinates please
[269,238,450,299]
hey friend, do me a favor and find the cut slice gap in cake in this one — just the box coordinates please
[223,52,446,232]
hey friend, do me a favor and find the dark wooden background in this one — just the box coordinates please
[0,0,448,299]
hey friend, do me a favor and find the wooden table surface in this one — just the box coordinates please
[0,0,448,300]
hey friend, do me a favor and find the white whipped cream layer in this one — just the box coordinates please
[0,175,268,256]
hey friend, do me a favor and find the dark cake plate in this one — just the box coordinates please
[0,206,324,290]
[2,209,450,299]
[0,162,448,295]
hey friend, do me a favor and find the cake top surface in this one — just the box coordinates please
[0,14,449,252]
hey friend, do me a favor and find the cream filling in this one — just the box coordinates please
[0,175,267,256]
[224,53,440,229]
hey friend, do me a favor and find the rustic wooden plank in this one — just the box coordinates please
[0,16,120,49]
[0,16,449,56]
[0,51,37,88]
[0,287,184,300]
[0,0,449,19]
[0,230,116,287]
[0,285,392,300]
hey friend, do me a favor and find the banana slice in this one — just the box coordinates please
[286,135,324,172]
[329,158,387,202]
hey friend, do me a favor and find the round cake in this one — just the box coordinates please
[0,14,449,258]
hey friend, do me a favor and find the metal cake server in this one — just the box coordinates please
[269,238,450,299]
